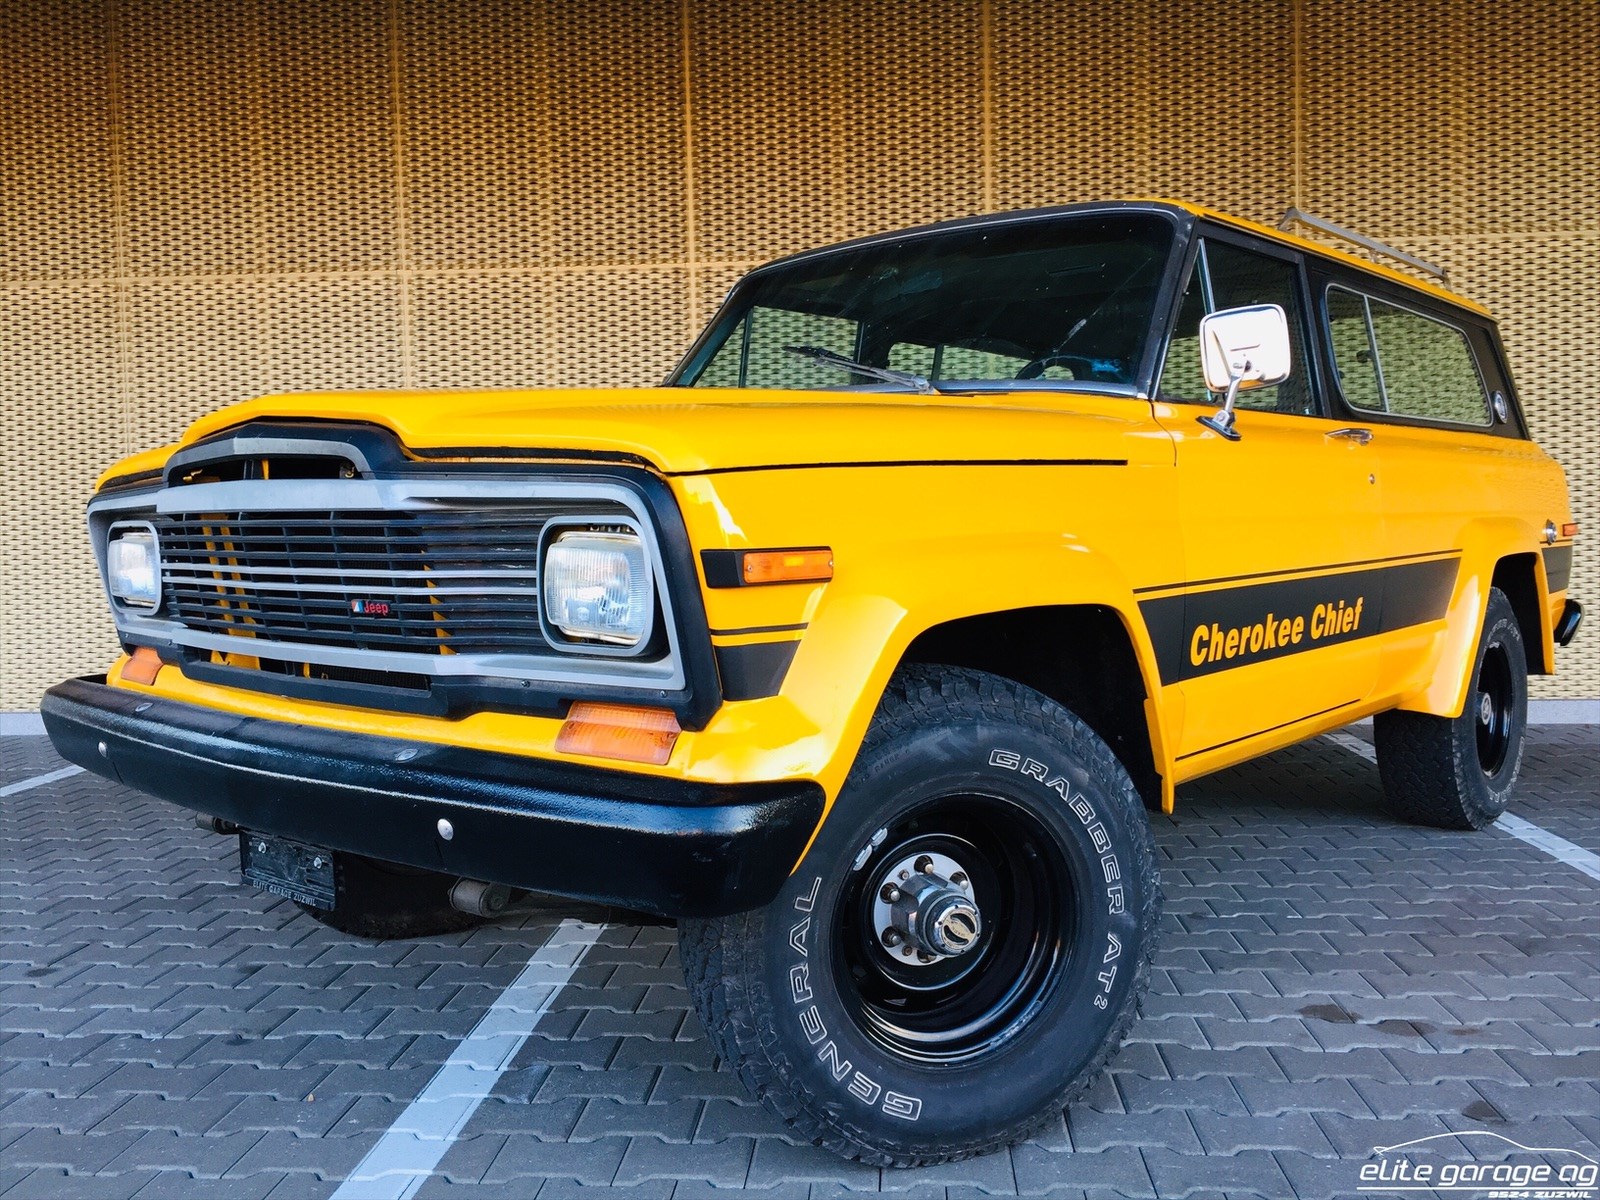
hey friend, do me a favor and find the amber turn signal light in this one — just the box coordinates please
[1561,522,1579,538]
[120,646,163,686]
[556,702,681,765]
[742,548,834,585]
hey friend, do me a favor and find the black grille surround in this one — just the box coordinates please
[153,503,627,657]
[94,421,724,728]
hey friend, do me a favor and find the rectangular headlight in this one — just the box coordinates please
[107,526,161,610]
[542,530,652,647]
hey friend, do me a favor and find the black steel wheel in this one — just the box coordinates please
[1474,637,1517,778]
[835,795,1072,1064]
[679,665,1162,1166]
[1375,586,1529,830]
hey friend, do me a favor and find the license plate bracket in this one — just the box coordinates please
[240,832,337,910]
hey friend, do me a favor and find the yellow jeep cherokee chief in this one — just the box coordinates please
[44,201,1583,1164]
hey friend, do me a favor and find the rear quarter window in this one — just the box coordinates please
[1325,285,1491,427]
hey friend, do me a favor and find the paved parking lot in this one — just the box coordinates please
[3,726,1597,1199]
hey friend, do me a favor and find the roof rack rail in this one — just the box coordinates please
[1277,207,1448,284]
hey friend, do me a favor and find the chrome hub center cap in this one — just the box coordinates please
[872,850,983,964]
[1479,691,1494,725]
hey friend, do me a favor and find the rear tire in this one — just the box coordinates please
[1374,587,1528,830]
[296,852,484,940]
[679,665,1162,1165]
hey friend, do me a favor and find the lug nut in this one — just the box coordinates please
[881,927,903,947]
[915,855,935,873]
[916,951,935,963]
[880,883,901,903]
[950,871,969,888]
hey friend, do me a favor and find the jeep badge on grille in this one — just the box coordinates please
[350,599,394,617]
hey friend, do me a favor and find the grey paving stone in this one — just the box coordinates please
[573,1098,702,1144]
[1186,1110,1336,1157]
[1140,1148,1293,1198]
[7,730,1599,1196]
[137,1173,298,1200]
[1064,1109,1201,1155]
[482,1134,632,1186]
[3,1169,153,1199]
[1010,1144,1154,1196]
[615,1136,756,1186]
[745,1140,879,1189]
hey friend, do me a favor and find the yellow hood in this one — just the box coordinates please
[103,385,1159,487]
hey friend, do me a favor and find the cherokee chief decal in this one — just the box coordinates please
[1137,554,1460,685]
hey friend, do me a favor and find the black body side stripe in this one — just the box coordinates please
[1543,544,1573,594]
[709,622,810,637]
[673,457,1127,478]
[1139,556,1460,686]
[1133,549,1464,596]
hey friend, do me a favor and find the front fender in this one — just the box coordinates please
[680,520,1180,817]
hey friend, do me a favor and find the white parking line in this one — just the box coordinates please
[1495,813,1600,883]
[331,918,606,1200]
[0,765,85,798]
[1325,732,1600,883]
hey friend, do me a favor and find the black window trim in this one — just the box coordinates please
[1152,221,1331,420]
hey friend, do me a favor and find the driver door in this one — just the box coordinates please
[1147,234,1382,765]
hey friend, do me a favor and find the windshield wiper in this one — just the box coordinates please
[782,344,937,394]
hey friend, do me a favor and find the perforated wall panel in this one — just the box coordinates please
[1,0,1594,707]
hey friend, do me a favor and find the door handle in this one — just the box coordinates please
[1326,427,1374,445]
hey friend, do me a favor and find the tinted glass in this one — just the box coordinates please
[1158,240,1317,415]
[1325,287,1385,411]
[1325,286,1490,425]
[680,214,1175,390]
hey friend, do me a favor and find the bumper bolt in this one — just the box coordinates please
[97,741,108,758]
[436,818,454,841]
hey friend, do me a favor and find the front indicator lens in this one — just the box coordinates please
[542,530,652,646]
[107,529,161,610]
[556,702,680,765]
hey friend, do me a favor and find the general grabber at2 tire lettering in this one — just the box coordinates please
[678,665,1163,1166]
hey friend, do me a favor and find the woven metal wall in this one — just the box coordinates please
[2,0,1595,708]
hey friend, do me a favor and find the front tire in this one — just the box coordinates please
[679,665,1162,1165]
[1374,586,1528,830]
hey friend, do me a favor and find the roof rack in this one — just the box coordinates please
[1277,207,1449,284]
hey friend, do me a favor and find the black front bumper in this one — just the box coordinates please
[41,676,824,919]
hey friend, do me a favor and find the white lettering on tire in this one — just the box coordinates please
[785,875,924,1123]
[989,747,1127,1009]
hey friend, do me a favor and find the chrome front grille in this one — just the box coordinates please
[153,502,626,656]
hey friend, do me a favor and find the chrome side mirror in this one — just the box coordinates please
[1196,303,1292,441]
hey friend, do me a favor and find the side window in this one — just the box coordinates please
[1325,288,1384,411]
[1157,240,1317,415]
[1204,242,1315,415]
[1156,259,1211,404]
[1326,287,1490,425]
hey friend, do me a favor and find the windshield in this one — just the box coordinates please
[673,212,1176,392]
